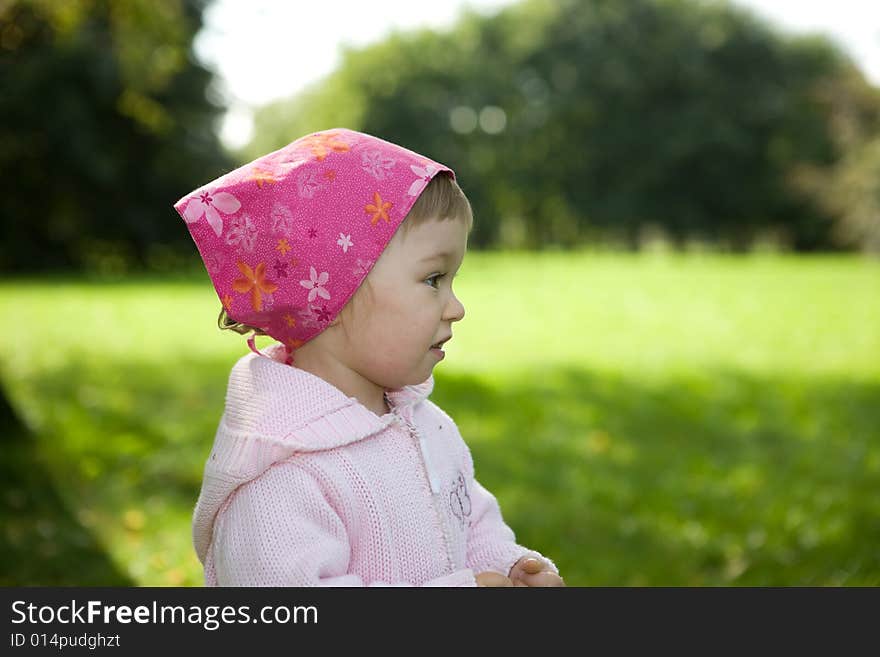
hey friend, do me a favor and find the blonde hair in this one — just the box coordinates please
[397,170,473,235]
[218,172,472,336]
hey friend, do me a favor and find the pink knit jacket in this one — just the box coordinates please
[192,343,554,586]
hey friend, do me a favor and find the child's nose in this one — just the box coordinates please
[446,291,465,322]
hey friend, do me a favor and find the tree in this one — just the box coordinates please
[788,68,880,252]
[247,0,878,251]
[0,0,231,273]
[0,384,24,442]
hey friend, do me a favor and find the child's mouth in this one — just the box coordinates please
[430,337,450,350]
[430,338,449,360]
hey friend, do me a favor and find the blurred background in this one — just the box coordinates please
[0,0,877,585]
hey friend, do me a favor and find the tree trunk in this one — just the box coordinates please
[0,385,27,442]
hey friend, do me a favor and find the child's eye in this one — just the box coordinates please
[425,274,443,289]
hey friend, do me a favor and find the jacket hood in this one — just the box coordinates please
[192,342,434,564]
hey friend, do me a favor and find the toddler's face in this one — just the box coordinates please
[339,216,468,390]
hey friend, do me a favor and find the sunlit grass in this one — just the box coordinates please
[452,251,880,378]
[1,252,878,585]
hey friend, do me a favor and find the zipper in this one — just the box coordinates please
[386,394,441,494]
[408,419,441,494]
[388,395,454,570]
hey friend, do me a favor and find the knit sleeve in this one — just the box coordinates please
[212,461,477,587]
[465,476,559,578]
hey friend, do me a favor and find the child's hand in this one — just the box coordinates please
[509,557,565,587]
[475,571,514,587]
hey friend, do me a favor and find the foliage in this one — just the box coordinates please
[0,0,230,273]
[1,253,878,585]
[249,0,880,251]
[4,0,879,276]
[788,69,880,253]
[826,135,880,253]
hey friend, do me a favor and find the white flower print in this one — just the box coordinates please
[277,156,308,173]
[182,188,241,237]
[299,266,330,302]
[351,258,373,278]
[270,201,294,235]
[204,251,226,276]
[296,169,323,198]
[361,150,397,180]
[337,233,353,253]
[224,213,258,253]
[297,305,320,329]
[407,163,440,197]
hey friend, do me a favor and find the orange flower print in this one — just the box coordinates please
[285,338,305,351]
[251,168,276,189]
[276,238,292,255]
[232,261,278,312]
[365,191,392,226]
[283,313,297,328]
[303,133,349,161]
[323,170,336,181]
[221,293,233,312]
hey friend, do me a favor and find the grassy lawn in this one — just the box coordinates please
[1,252,878,585]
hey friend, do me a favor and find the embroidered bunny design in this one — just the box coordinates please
[450,471,472,530]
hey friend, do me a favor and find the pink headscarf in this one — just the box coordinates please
[174,128,454,363]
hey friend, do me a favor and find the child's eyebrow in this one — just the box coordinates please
[420,251,452,262]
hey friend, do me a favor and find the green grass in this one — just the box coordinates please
[1,252,878,585]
